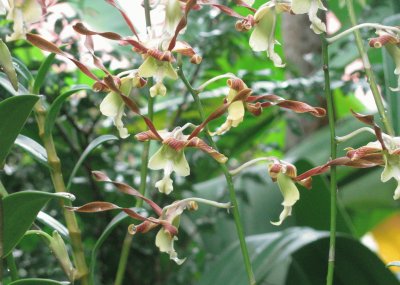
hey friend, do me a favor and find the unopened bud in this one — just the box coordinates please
[128,224,137,235]
[190,54,202,64]
[187,201,199,211]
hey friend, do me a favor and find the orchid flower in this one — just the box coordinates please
[211,77,326,135]
[69,172,231,265]
[5,0,43,41]
[164,0,183,35]
[369,29,400,91]
[99,72,146,138]
[247,1,290,67]
[136,124,227,194]
[291,0,327,34]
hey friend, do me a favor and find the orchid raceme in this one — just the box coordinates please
[369,29,400,91]
[100,72,146,138]
[291,0,327,34]
[69,171,230,265]
[136,125,228,194]
[4,0,43,41]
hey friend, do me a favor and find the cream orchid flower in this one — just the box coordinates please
[249,1,290,67]
[291,0,327,34]
[6,0,43,41]
[136,124,227,194]
[99,72,145,138]
[165,0,183,35]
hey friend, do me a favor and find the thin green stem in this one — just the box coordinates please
[6,254,18,281]
[33,99,89,285]
[345,0,395,136]
[326,23,400,44]
[114,2,154,284]
[177,65,256,285]
[322,37,338,285]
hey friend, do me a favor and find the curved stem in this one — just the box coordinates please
[322,37,338,285]
[229,157,278,176]
[344,0,395,136]
[178,65,256,285]
[336,126,377,143]
[114,2,154,284]
[197,73,236,91]
[326,23,400,44]
[162,198,231,214]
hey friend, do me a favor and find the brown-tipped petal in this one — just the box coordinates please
[135,130,163,142]
[173,41,196,57]
[209,3,244,18]
[147,49,175,62]
[346,146,381,161]
[232,88,252,102]
[351,110,375,126]
[268,163,282,181]
[298,177,312,190]
[275,100,326,117]
[163,137,189,152]
[122,208,151,222]
[227,78,246,91]
[369,34,399,48]
[285,163,297,178]
[73,23,122,40]
[246,102,263,116]
[168,0,197,51]
[187,137,228,163]
[92,171,112,182]
[295,164,330,181]
[134,221,159,234]
[189,103,229,139]
[27,33,103,83]
[66,201,120,213]
[92,171,163,216]
[105,0,140,40]
[235,0,257,12]
[190,54,202,64]
[159,220,179,236]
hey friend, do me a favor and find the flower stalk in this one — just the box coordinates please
[322,36,338,285]
[177,64,256,285]
[326,23,400,44]
[115,1,154,284]
[344,0,395,136]
[229,157,278,176]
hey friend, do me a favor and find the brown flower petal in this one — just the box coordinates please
[187,137,228,163]
[105,0,140,40]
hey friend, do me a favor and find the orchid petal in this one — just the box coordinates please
[155,229,186,265]
[271,172,300,226]
[155,175,174,194]
[138,56,158,78]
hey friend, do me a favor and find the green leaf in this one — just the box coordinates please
[8,279,70,285]
[44,85,91,137]
[0,73,28,95]
[0,95,39,167]
[89,208,147,284]
[66,135,118,190]
[12,57,34,84]
[0,39,18,91]
[15,134,48,167]
[2,190,75,257]
[36,211,69,240]
[197,227,399,285]
[33,53,56,95]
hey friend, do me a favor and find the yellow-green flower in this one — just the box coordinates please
[291,0,327,34]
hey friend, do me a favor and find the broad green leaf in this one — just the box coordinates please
[12,57,34,84]
[2,190,75,257]
[44,85,91,137]
[89,208,147,284]
[197,227,399,285]
[66,135,118,190]
[33,53,56,95]
[0,95,39,167]
[0,39,18,91]
[8,279,70,285]
[36,211,69,239]
[15,134,48,167]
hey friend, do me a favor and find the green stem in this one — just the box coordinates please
[345,0,395,136]
[6,254,18,281]
[114,2,154,284]
[33,99,89,285]
[322,37,338,285]
[177,65,256,285]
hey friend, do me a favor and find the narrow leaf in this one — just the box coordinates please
[44,85,91,137]
[8,279,70,285]
[66,135,118,190]
[15,134,48,167]
[0,39,18,90]
[36,211,69,239]
[33,53,56,94]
